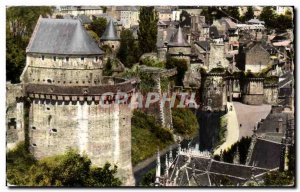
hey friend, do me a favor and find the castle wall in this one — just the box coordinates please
[102,40,121,53]
[168,46,191,64]
[202,75,227,111]
[6,83,25,150]
[245,44,270,73]
[242,79,264,105]
[208,43,230,71]
[263,85,278,105]
[22,54,104,86]
[29,100,134,184]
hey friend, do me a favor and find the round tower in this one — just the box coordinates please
[100,19,120,53]
[167,26,191,64]
[21,17,136,185]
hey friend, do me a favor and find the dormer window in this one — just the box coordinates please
[42,55,45,60]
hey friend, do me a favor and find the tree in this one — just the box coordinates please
[226,7,240,21]
[90,17,107,37]
[6,6,53,83]
[166,57,188,86]
[243,6,254,22]
[172,108,198,139]
[259,6,276,28]
[138,6,158,55]
[7,143,122,186]
[180,10,191,27]
[117,29,139,68]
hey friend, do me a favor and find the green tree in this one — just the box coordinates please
[7,144,122,186]
[117,29,139,68]
[275,14,293,31]
[244,6,254,21]
[172,108,198,139]
[6,6,53,83]
[138,6,158,54]
[180,10,191,27]
[259,6,276,28]
[226,7,240,21]
[166,57,188,86]
[264,171,294,186]
[90,17,107,37]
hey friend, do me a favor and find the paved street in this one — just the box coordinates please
[233,101,271,139]
[214,102,239,155]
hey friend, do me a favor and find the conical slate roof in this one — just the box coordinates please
[168,26,190,47]
[26,18,103,55]
[101,19,119,41]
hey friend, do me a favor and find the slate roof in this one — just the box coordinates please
[25,78,136,96]
[115,6,139,11]
[247,18,265,25]
[156,27,177,48]
[249,138,282,169]
[168,27,190,47]
[194,41,210,51]
[166,154,269,186]
[26,18,103,55]
[77,14,92,24]
[101,19,120,41]
[217,18,237,29]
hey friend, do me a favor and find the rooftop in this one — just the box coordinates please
[26,17,103,55]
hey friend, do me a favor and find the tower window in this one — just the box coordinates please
[42,55,45,60]
[53,56,56,61]
[51,128,57,133]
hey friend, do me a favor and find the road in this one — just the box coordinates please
[233,101,271,139]
[214,102,239,155]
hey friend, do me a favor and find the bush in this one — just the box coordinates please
[7,144,122,186]
[220,136,251,164]
[131,110,174,165]
[172,108,198,139]
[166,57,188,86]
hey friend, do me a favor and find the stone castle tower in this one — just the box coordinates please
[167,26,191,64]
[100,19,120,53]
[10,17,137,185]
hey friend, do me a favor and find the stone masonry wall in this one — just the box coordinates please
[29,100,134,185]
[22,54,104,86]
[245,44,270,73]
[264,86,278,105]
[6,83,25,150]
[208,43,230,71]
[242,79,264,105]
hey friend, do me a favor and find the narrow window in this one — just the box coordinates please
[95,56,98,61]
[81,57,84,61]
[42,55,45,60]
[51,128,57,133]
[112,45,114,49]
[66,57,69,62]
[53,56,56,61]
